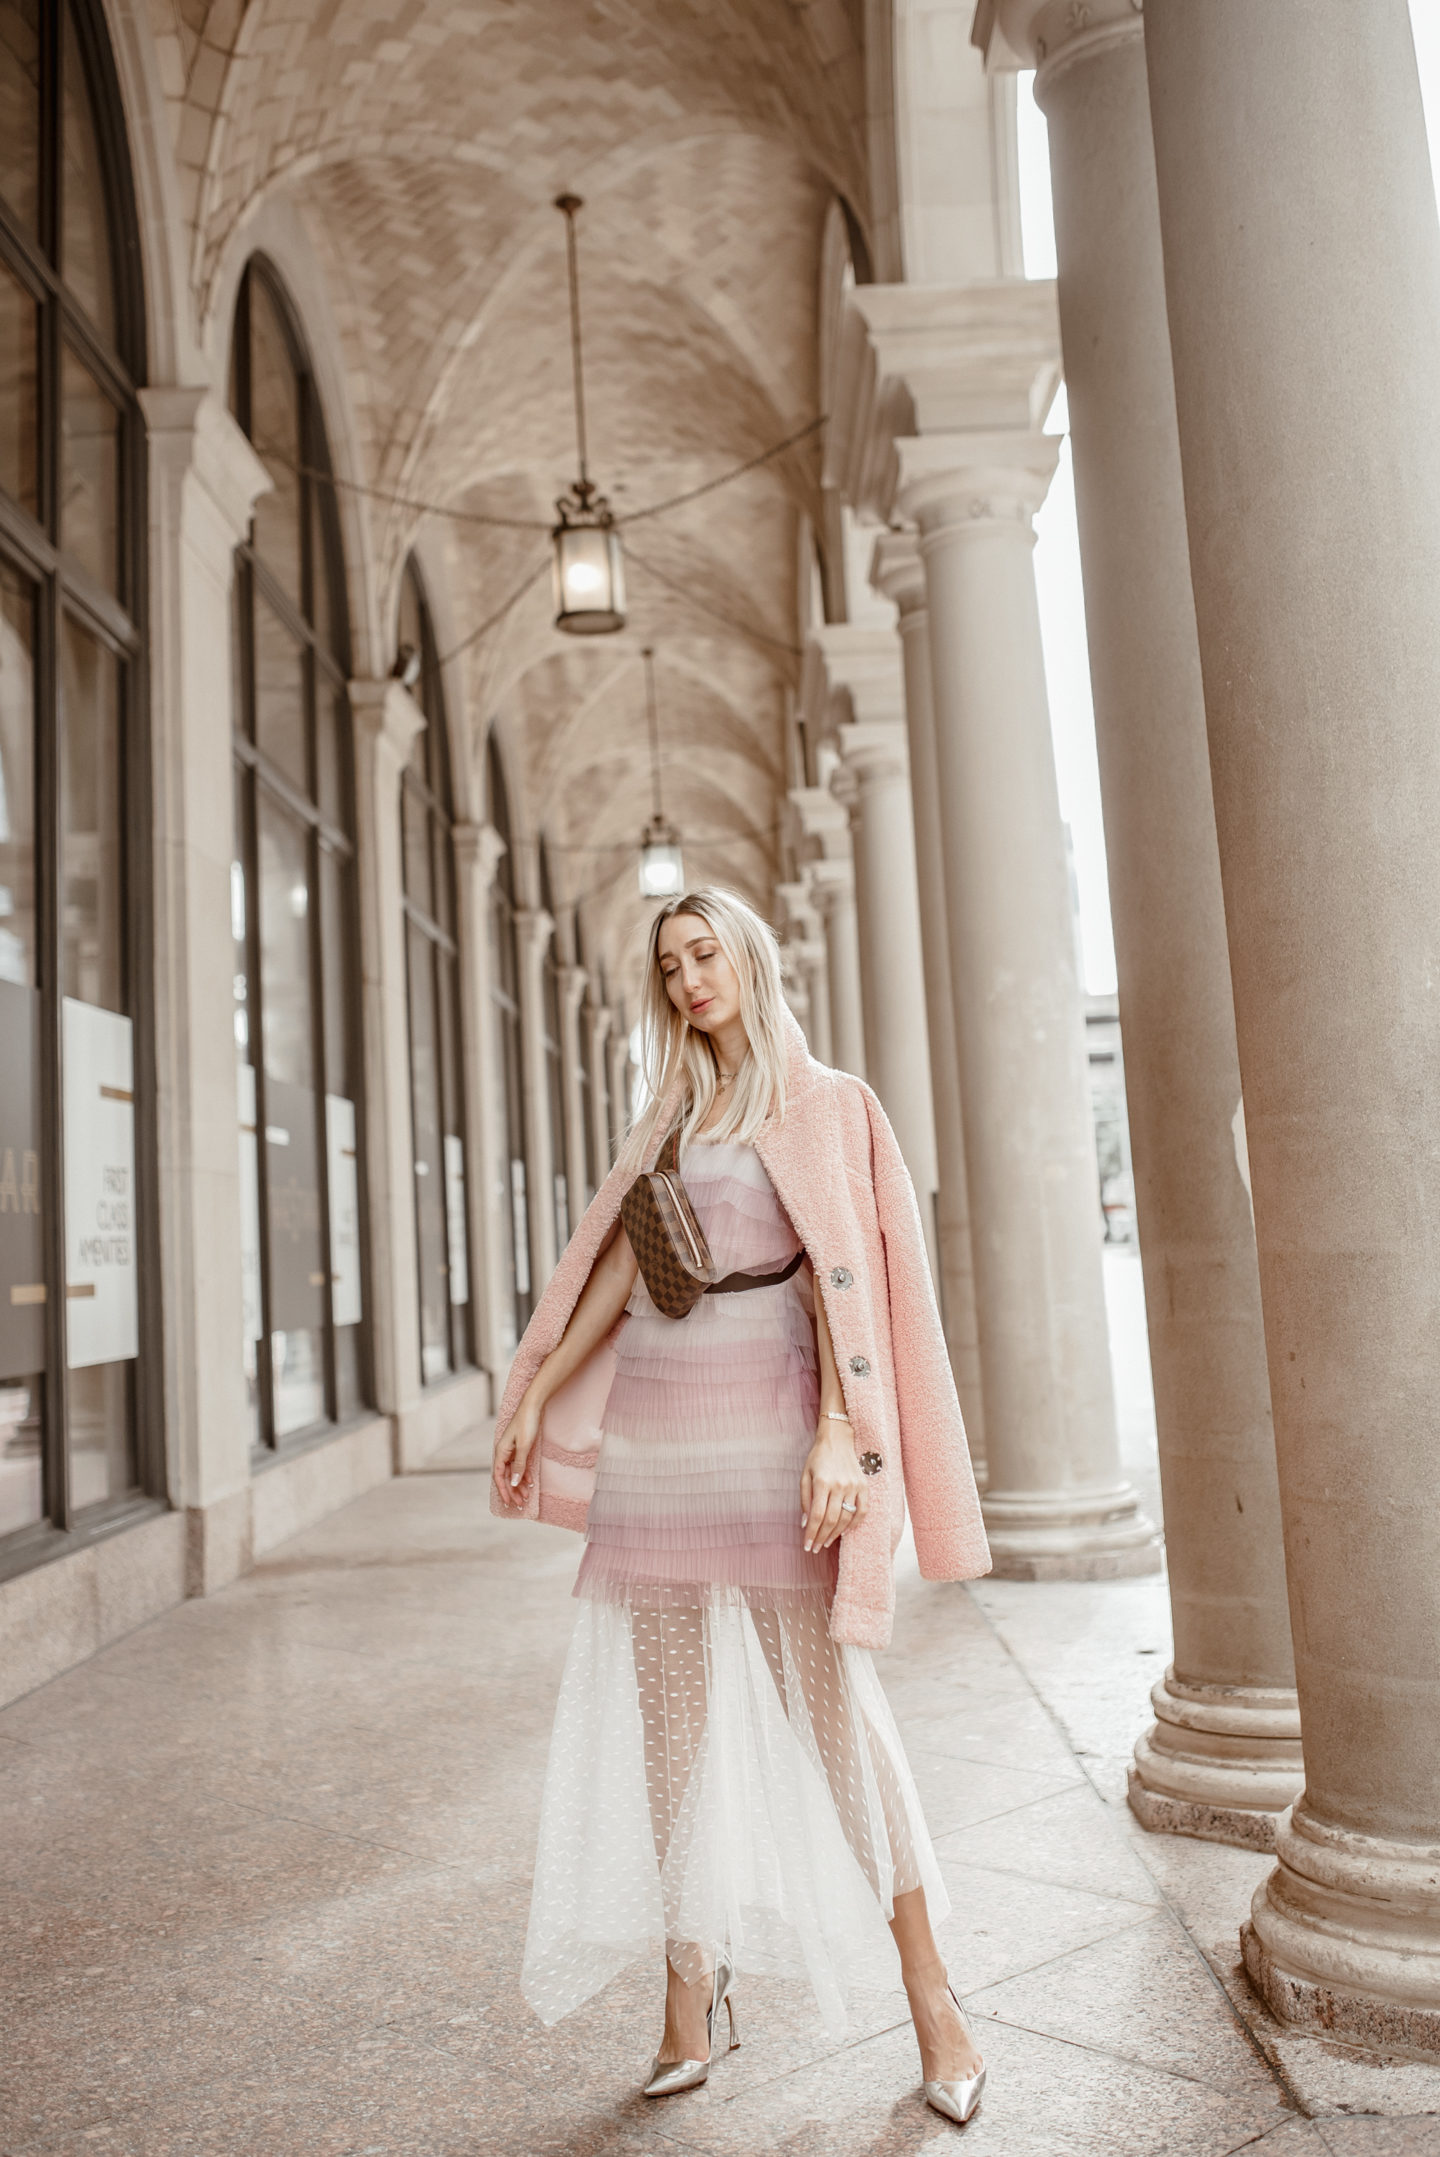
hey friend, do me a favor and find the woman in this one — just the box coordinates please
[493,888,991,2125]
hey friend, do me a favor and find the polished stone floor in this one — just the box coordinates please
[4,1261,1440,2154]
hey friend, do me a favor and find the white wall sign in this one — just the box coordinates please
[325,1095,362,1328]
[63,998,138,1369]
[444,1133,469,1308]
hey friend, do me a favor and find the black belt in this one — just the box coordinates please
[706,1250,805,1296]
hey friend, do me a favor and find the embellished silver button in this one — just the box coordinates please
[829,1266,853,1290]
[859,1450,883,1476]
[848,1354,871,1378]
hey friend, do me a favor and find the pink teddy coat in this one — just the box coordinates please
[492,1010,990,1649]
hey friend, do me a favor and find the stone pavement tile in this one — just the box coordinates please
[1197,1960,1440,2122]
[968,1577,1174,1770]
[1118,1811,1273,1967]
[902,1747,1088,1841]
[651,2010,1282,2157]
[935,1780,1166,1908]
[1314,2120,1440,2153]
[929,1857,1156,1995]
[965,1907,1284,2105]
[895,1690,1082,1779]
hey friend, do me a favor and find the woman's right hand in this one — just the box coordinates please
[492,1390,544,1510]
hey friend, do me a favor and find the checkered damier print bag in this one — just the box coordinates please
[620,1125,718,1319]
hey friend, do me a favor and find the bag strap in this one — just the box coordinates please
[657,1122,682,1173]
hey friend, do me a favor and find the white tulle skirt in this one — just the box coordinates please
[521,1586,949,2038]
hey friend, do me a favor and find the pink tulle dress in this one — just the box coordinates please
[522,1140,947,2037]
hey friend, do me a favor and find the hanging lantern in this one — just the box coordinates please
[553,485,626,634]
[637,647,684,897]
[552,194,626,636]
[638,813,685,899]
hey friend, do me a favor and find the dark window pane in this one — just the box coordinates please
[316,681,344,830]
[431,814,454,936]
[262,1071,325,1436]
[408,923,449,1382]
[247,276,302,603]
[60,616,123,1011]
[0,0,39,236]
[60,344,118,592]
[253,590,307,795]
[67,1360,135,1511]
[309,483,336,654]
[0,260,37,515]
[402,775,432,917]
[0,1377,42,1535]
[0,562,34,986]
[61,3,114,344]
[256,791,314,1091]
[0,972,43,1533]
[319,840,349,1099]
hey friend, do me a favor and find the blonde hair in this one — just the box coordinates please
[619,887,791,1170]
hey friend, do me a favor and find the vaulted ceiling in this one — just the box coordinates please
[148,0,877,991]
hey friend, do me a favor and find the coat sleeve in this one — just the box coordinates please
[862,1084,991,1583]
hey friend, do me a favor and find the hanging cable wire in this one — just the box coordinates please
[435,552,552,667]
[247,412,826,541]
[623,542,804,658]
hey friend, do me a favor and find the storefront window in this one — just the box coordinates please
[230,259,366,1449]
[398,562,473,1384]
[0,0,153,1561]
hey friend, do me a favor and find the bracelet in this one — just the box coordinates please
[822,1410,852,1424]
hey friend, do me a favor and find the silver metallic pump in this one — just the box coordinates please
[641,1947,741,2098]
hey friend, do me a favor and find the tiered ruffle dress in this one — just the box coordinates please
[522,1140,948,2037]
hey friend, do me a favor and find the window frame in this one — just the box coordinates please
[229,254,371,1458]
[0,0,162,1584]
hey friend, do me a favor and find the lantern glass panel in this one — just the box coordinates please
[639,839,684,899]
[553,522,625,634]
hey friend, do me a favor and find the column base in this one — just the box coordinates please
[1242,1801,1440,2061]
[981,1482,1162,1579]
[1128,1670,1304,1851]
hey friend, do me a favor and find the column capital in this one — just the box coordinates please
[776,880,823,941]
[835,717,911,788]
[898,428,1062,536]
[559,964,589,1019]
[587,1002,614,1050]
[349,678,426,772]
[140,386,273,563]
[452,819,508,888]
[789,784,853,859]
[812,624,905,731]
[870,529,927,619]
[973,0,1143,96]
[513,906,555,962]
[804,854,856,914]
[828,279,1062,524]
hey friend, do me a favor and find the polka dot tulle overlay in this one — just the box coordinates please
[524,1144,948,2036]
[521,1591,949,2036]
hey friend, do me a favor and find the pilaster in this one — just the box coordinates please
[140,386,270,1588]
[350,679,427,1432]
[452,820,513,1388]
[514,908,558,1289]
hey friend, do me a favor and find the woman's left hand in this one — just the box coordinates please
[800,1420,867,1552]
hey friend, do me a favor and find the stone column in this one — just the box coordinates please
[350,680,426,1439]
[586,1002,613,1178]
[607,1022,631,1158]
[902,429,1157,1577]
[872,532,985,1463]
[452,820,512,1391]
[1145,0,1440,2048]
[558,962,590,1215]
[513,908,558,1291]
[777,882,833,1066]
[827,680,941,1274]
[141,388,271,1592]
[978,0,1299,1842]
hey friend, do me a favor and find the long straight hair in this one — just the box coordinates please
[618,887,791,1170]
